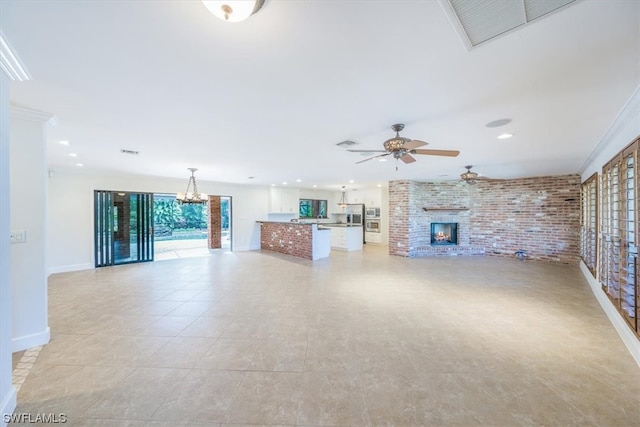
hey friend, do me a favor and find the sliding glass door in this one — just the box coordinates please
[94,190,154,267]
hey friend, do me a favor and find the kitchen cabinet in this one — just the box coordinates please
[328,226,363,251]
[269,187,299,214]
[365,231,382,244]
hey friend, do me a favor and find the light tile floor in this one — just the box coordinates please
[10,246,640,426]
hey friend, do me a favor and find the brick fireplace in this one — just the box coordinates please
[388,175,580,263]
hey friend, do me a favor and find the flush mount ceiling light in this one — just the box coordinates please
[202,0,266,22]
[176,168,208,204]
[338,186,348,209]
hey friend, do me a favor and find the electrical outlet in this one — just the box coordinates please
[10,230,26,243]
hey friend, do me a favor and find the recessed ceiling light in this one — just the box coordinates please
[282,181,287,185]
[296,179,302,183]
[349,180,354,184]
[313,184,317,188]
[379,158,387,162]
[377,184,382,188]
[59,140,69,146]
[76,163,83,167]
[69,153,77,157]
[486,118,512,128]
[497,133,513,139]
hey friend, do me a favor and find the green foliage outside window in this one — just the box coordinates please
[299,199,327,218]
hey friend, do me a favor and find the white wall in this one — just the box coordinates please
[579,85,640,366]
[580,86,640,180]
[10,109,51,352]
[47,169,270,273]
[0,69,16,427]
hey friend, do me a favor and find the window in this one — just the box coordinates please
[599,138,639,336]
[581,173,597,276]
[299,199,327,218]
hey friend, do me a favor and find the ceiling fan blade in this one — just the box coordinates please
[347,149,387,153]
[355,152,391,164]
[412,149,460,157]
[402,139,428,150]
[400,153,416,164]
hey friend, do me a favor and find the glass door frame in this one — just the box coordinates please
[94,190,154,267]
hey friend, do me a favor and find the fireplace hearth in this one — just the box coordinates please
[431,222,458,246]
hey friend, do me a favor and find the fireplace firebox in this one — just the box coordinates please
[430,222,458,246]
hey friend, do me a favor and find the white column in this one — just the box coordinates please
[10,107,53,352]
[0,30,32,427]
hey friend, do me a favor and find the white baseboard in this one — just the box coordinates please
[580,261,640,367]
[48,263,92,276]
[0,386,16,427]
[12,327,50,353]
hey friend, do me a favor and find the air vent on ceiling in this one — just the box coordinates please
[120,149,140,155]
[336,140,358,148]
[440,0,578,50]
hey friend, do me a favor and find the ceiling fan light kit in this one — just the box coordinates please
[460,165,478,184]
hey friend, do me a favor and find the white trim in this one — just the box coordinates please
[0,32,30,82]
[580,261,640,367]
[9,106,54,126]
[580,85,640,174]
[0,386,16,427]
[48,263,92,276]
[11,327,50,353]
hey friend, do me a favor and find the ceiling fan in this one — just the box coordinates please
[348,124,460,170]
[459,165,499,184]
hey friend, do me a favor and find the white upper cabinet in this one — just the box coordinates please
[269,187,300,213]
[347,188,382,207]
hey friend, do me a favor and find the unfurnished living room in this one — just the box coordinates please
[0,1,639,426]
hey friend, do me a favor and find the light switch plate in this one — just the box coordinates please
[10,230,26,243]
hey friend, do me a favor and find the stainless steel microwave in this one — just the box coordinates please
[366,207,380,218]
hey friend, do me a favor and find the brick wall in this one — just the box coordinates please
[208,196,221,249]
[260,222,313,260]
[389,174,581,263]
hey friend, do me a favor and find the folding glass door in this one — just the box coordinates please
[94,191,154,267]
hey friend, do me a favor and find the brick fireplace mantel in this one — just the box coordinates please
[422,207,469,211]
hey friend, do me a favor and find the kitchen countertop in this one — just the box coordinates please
[258,220,360,228]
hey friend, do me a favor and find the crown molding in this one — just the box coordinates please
[10,106,55,126]
[579,85,640,174]
[0,31,31,81]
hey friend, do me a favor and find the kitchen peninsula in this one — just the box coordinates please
[258,221,331,260]
[323,224,363,251]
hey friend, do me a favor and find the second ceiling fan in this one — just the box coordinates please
[348,123,460,170]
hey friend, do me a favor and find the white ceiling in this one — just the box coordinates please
[1,0,638,190]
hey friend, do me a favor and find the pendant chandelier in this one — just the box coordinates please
[176,168,208,204]
[337,186,348,209]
